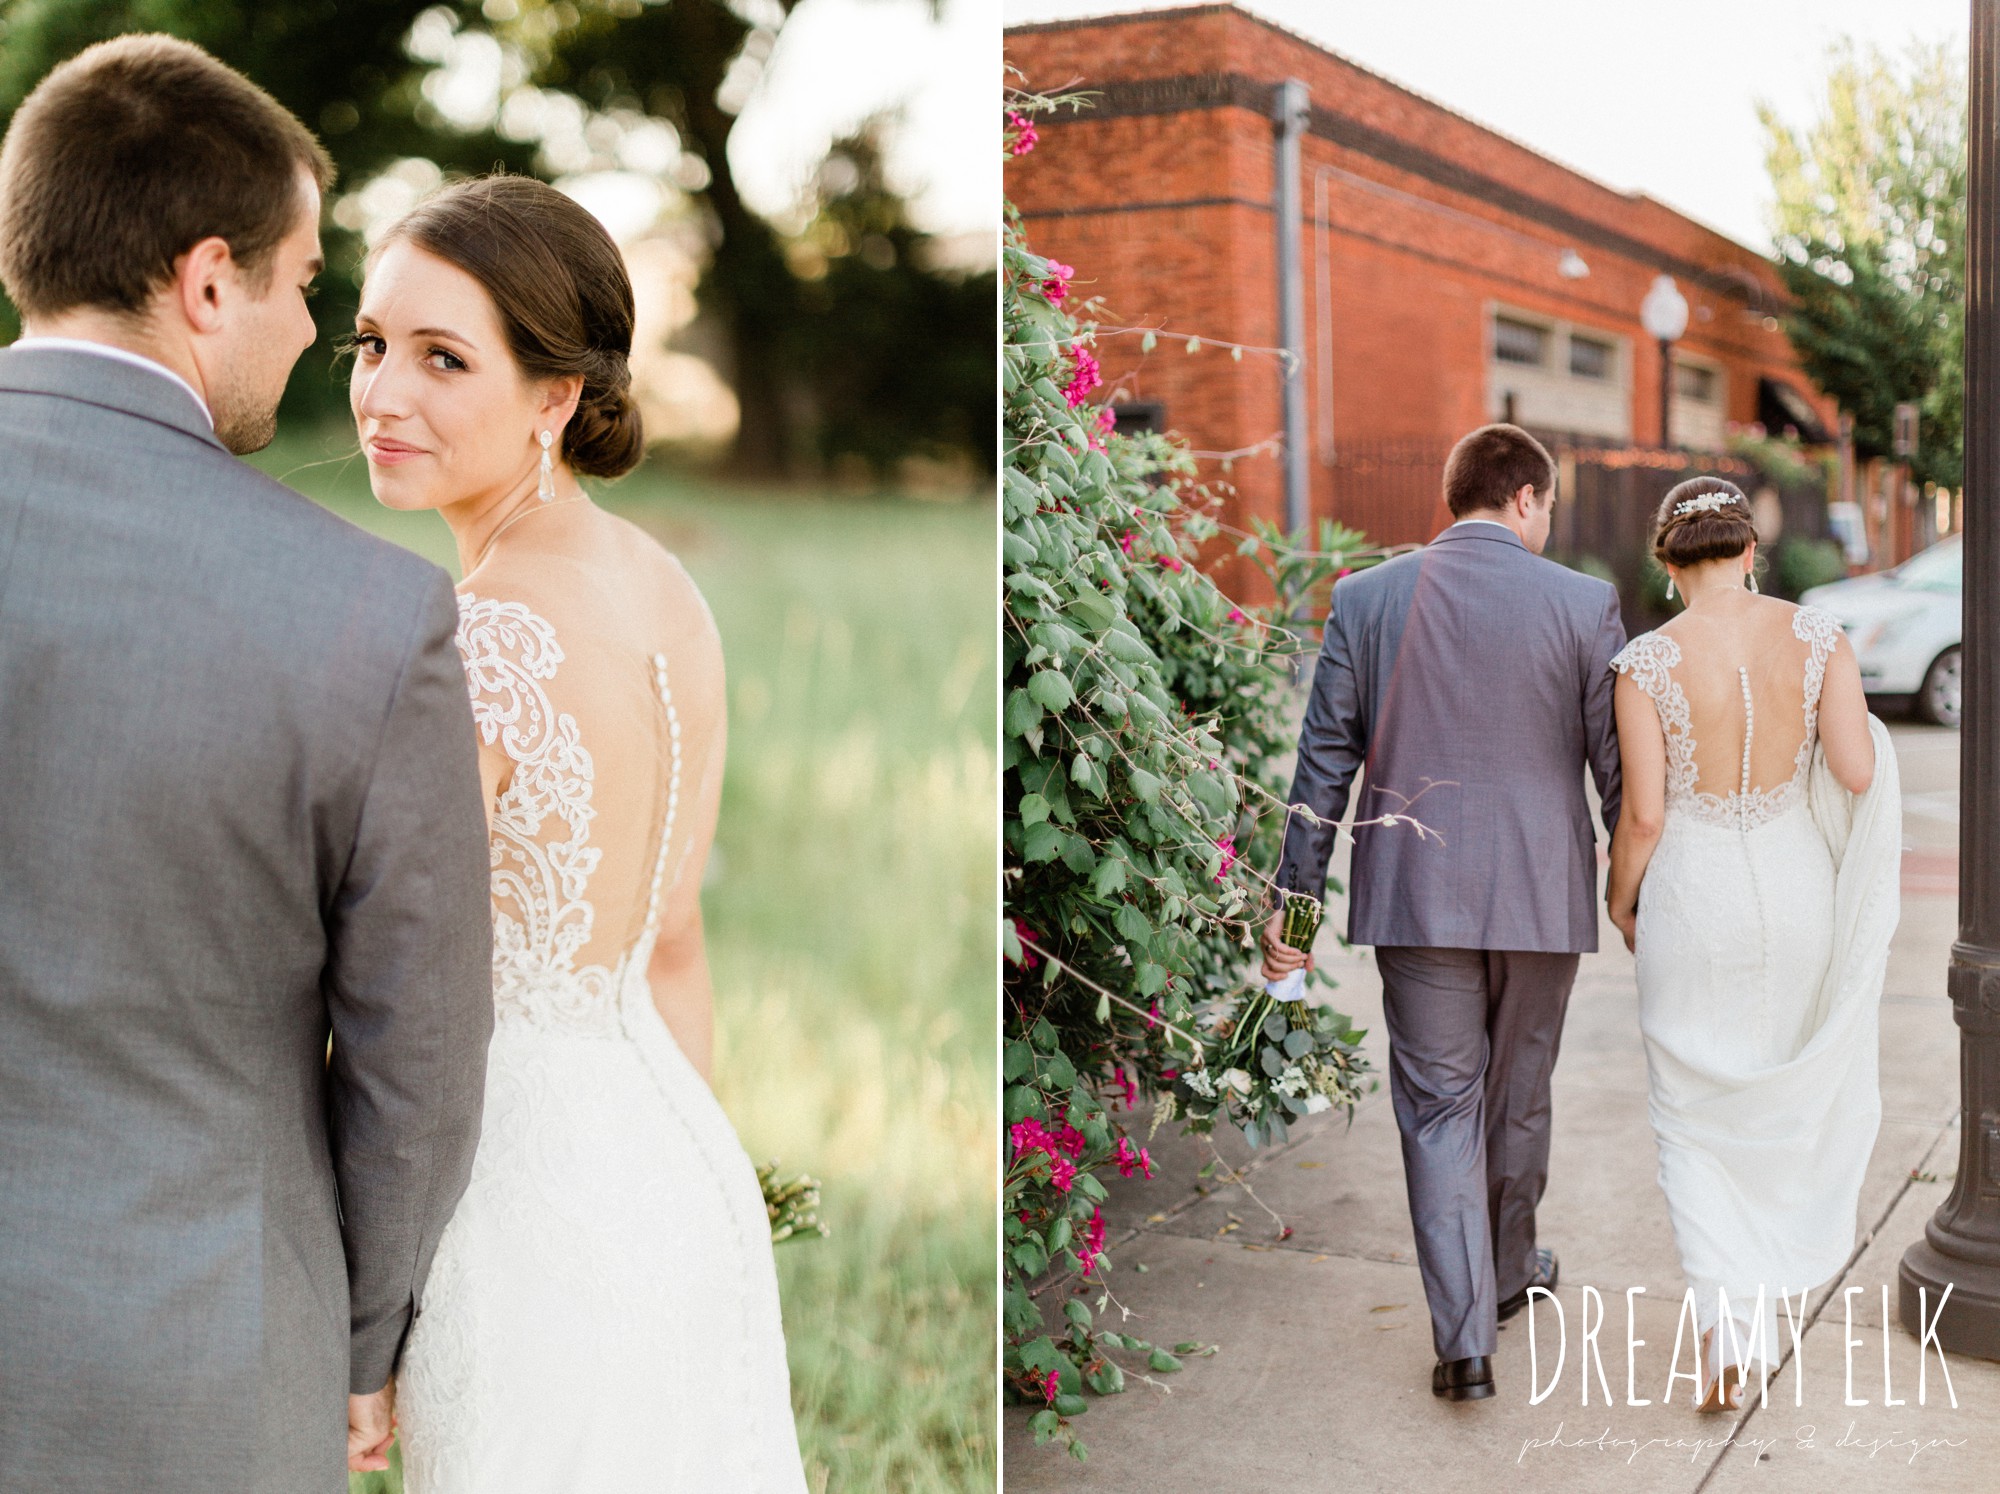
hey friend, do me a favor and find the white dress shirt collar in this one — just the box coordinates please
[10,336,214,430]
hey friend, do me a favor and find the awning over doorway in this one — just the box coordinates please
[1756,376,1832,444]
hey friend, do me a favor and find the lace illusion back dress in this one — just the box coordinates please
[396,549,808,1492]
[1611,603,1892,1372]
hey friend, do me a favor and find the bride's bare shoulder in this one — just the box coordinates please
[453,552,574,653]
[605,514,717,639]
[1654,594,1802,634]
[598,514,725,707]
[1755,595,1830,642]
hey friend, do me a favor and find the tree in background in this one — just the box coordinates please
[526,0,991,480]
[492,0,808,475]
[0,0,993,481]
[1761,39,1965,491]
[791,122,994,478]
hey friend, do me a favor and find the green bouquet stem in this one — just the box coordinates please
[1279,891,1322,954]
[757,1160,828,1246]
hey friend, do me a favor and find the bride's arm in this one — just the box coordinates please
[1815,639,1875,795]
[474,743,507,830]
[648,895,716,1083]
[646,708,727,1085]
[1605,673,1666,952]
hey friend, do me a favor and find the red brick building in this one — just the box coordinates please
[1006,5,1838,575]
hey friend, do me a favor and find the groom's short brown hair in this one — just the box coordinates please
[0,34,333,319]
[1443,423,1556,516]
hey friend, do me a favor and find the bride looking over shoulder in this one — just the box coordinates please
[1606,477,1898,1417]
[348,174,808,1493]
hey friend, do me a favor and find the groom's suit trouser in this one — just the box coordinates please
[1375,946,1581,1362]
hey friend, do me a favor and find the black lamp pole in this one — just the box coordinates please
[1898,0,2000,1358]
[1658,338,1673,448]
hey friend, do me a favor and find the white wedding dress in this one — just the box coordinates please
[396,594,808,1492]
[1611,604,1900,1368]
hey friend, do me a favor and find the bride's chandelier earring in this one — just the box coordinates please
[537,429,555,502]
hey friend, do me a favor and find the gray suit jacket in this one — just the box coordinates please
[1276,522,1625,953]
[0,347,493,1492]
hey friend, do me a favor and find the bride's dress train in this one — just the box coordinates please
[1612,605,1900,1372]
[396,594,808,1492]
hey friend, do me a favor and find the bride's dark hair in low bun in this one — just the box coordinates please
[377,174,644,478]
[1652,477,1759,570]
[561,348,644,479]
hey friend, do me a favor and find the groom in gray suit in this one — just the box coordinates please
[1265,423,1624,1401]
[0,36,492,1490]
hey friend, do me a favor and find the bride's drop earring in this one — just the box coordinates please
[537,430,555,502]
[1747,569,1759,594]
[1666,576,1676,601]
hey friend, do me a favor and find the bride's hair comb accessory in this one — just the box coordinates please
[1673,491,1743,519]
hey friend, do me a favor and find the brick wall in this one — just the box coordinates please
[1007,4,1837,594]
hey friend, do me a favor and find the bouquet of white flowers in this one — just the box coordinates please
[1166,895,1368,1148]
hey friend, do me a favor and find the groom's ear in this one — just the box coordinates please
[170,236,238,333]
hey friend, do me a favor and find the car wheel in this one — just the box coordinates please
[1919,647,1962,729]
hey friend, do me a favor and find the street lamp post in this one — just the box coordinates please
[1898,0,2000,1359]
[1641,274,1690,449]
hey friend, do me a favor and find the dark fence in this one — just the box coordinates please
[1322,436,1834,635]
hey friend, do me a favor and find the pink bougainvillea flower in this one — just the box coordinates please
[1113,1136,1155,1179]
[1227,607,1248,624]
[1041,260,1074,304]
[1039,1369,1060,1406]
[1145,999,1161,1029]
[1007,110,1039,156]
[1007,917,1041,969]
[1111,1066,1138,1110]
[1078,1204,1108,1276]
[1049,1154,1078,1192]
[1009,1117,1052,1158]
[1157,554,1183,572]
[1212,834,1238,884]
[1161,1066,1179,1080]
[1084,402,1116,452]
[1062,348,1101,407]
[1118,531,1134,555]
[1052,1123,1087,1158]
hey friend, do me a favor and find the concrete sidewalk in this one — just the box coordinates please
[1004,725,1995,1492]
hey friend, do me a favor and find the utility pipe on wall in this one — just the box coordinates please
[1273,78,1310,536]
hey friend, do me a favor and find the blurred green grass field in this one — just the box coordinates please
[251,433,997,1493]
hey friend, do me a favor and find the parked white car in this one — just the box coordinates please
[1800,536,1962,727]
